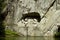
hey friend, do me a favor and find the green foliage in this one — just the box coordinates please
[54,26,60,37]
[0,0,5,12]
[54,32,60,37]
[0,0,7,37]
[5,29,20,37]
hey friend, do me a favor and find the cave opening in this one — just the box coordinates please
[21,12,41,22]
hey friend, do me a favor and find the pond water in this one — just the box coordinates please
[0,37,60,40]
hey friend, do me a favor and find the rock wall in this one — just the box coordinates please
[5,0,60,36]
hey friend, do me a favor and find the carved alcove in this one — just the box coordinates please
[20,12,41,22]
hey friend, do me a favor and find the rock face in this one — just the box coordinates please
[5,0,60,36]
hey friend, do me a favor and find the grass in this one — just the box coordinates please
[5,29,20,37]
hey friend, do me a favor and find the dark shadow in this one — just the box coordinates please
[54,37,60,40]
[0,0,8,37]
[34,0,38,2]
[54,25,60,37]
[57,25,60,32]
[0,12,7,37]
[21,12,41,22]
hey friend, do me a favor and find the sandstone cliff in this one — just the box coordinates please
[5,0,60,36]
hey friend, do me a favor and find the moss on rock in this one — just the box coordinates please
[5,29,20,37]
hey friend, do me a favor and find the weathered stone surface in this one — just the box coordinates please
[5,0,60,36]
